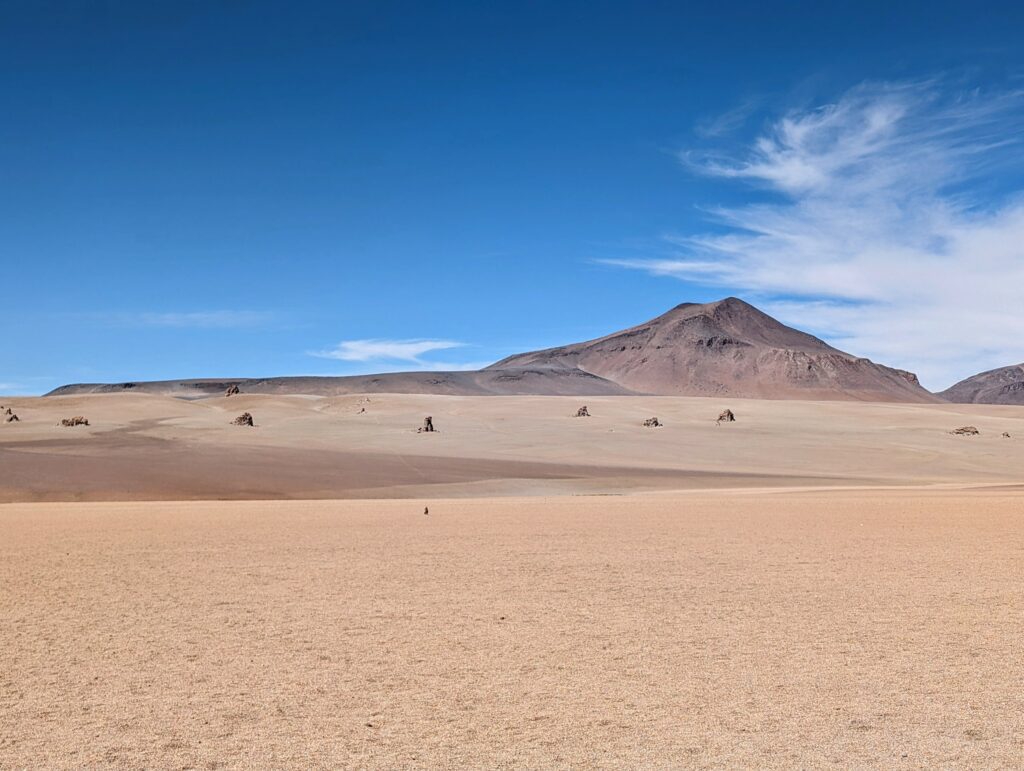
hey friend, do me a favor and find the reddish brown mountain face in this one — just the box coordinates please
[48,298,936,402]
[940,364,1024,404]
[490,298,937,402]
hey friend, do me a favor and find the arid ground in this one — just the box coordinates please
[3,394,1024,767]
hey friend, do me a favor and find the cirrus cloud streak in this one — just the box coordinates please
[608,79,1024,390]
[310,338,467,364]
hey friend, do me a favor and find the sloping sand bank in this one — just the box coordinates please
[3,393,1024,500]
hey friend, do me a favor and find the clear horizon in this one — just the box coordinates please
[3,1,1024,395]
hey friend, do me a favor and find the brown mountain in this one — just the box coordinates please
[938,364,1024,404]
[47,298,935,402]
[489,297,936,402]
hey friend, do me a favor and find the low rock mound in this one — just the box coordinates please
[225,384,240,397]
[417,416,435,433]
[643,417,662,428]
[717,409,735,423]
[5,413,18,423]
[232,412,254,427]
[60,416,89,427]
[1003,432,1012,438]
[950,426,979,436]
[575,406,590,417]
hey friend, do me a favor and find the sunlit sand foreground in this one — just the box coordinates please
[3,490,1024,768]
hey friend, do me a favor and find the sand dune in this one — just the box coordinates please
[2,392,1024,501]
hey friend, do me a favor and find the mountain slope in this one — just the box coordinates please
[45,368,632,398]
[939,364,1024,404]
[490,297,936,402]
[47,298,936,402]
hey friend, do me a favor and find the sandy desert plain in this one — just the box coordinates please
[3,391,1024,767]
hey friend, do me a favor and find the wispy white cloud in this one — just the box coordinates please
[136,310,275,328]
[609,79,1024,390]
[94,310,276,328]
[694,96,763,138]
[310,338,466,364]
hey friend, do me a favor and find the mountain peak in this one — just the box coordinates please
[940,362,1024,404]
[490,298,936,402]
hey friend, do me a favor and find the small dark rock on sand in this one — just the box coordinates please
[717,409,735,423]
[643,417,662,428]
[575,406,591,417]
[417,416,435,433]
[950,426,980,436]
[4,413,18,423]
[232,412,255,427]
[60,416,89,427]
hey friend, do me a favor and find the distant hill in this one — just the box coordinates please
[490,297,936,402]
[45,368,631,398]
[48,297,936,402]
[939,364,1024,404]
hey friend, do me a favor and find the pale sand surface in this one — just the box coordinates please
[3,491,1024,768]
[4,394,1024,767]
[3,393,1024,500]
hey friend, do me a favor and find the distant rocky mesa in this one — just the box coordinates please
[47,297,940,403]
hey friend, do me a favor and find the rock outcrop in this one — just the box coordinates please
[60,416,89,427]
[643,417,662,428]
[717,409,735,423]
[950,426,979,436]
[231,412,254,427]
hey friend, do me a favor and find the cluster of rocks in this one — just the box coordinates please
[225,384,240,397]
[642,417,662,428]
[3,406,18,423]
[717,409,735,424]
[232,412,255,427]
[950,426,980,435]
[417,416,435,433]
[575,406,591,417]
[60,416,89,427]
[949,426,1013,437]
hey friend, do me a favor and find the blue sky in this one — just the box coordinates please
[3,1,1024,394]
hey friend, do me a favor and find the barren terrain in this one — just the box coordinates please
[2,392,1024,501]
[3,393,1024,767]
[4,492,1024,767]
